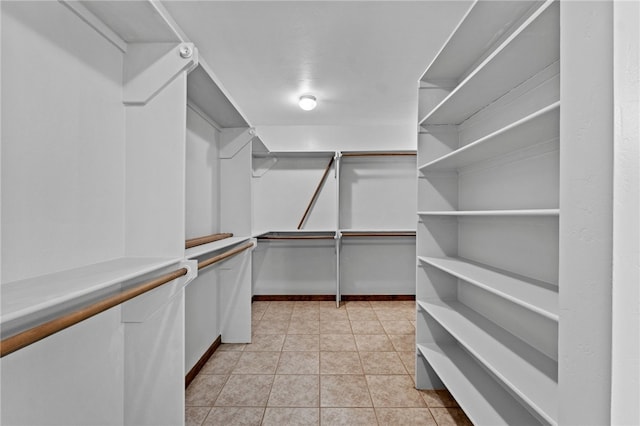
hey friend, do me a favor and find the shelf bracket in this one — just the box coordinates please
[123,42,198,105]
[220,128,256,159]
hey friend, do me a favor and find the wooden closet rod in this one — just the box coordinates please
[297,156,335,229]
[198,241,254,271]
[259,235,335,241]
[186,233,233,249]
[341,232,416,237]
[341,152,416,157]
[0,267,189,358]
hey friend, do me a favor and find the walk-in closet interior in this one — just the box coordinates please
[1,1,638,425]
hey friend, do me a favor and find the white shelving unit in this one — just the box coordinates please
[251,150,417,304]
[416,1,560,424]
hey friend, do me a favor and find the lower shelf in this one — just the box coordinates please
[417,343,541,426]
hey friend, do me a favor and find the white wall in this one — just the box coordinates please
[184,107,222,372]
[256,124,415,152]
[185,107,220,239]
[1,1,125,282]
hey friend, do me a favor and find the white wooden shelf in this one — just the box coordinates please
[1,257,181,326]
[418,299,558,425]
[66,1,182,46]
[185,237,252,260]
[419,102,560,172]
[417,256,558,320]
[418,209,558,217]
[419,1,559,125]
[417,343,540,426]
[420,1,540,83]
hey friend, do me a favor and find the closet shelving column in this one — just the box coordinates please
[1,2,199,425]
[416,1,560,425]
[183,57,259,364]
[338,151,417,298]
[251,150,339,303]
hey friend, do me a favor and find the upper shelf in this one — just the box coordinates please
[187,63,249,128]
[419,102,559,172]
[420,1,541,83]
[71,1,183,45]
[1,257,181,330]
[419,0,559,126]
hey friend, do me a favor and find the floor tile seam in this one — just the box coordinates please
[207,373,233,408]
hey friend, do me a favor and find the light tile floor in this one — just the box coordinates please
[186,300,473,426]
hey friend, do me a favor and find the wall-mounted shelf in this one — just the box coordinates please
[419,102,560,172]
[418,300,558,425]
[420,1,541,83]
[418,209,559,217]
[185,236,252,259]
[417,343,540,426]
[1,257,181,332]
[419,1,559,125]
[418,256,557,320]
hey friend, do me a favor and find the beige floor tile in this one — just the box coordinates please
[375,407,436,425]
[200,352,241,375]
[366,375,427,408]
[319,301,346,310]
[253,320,290,335]
[320,408,377,425]
[354,334,394,351]
[320,320,352,334]
[267,375,319,407]
[185,406,211,426]
[320,308,349,321]
[262,407,319,425]
[350,320,386,335]
[276,351,319,374]
[398,351,416,376]
[244,334,285,352]
[261,310,293,321]
[380,320,415,335]
[320,351,363,374]
[203,407,264,425]
[360,352,408,375]
[320,334,357,351]
[185,375,229,406]
[265,301,295,313]
[232,351,280,374]
[217,343,246,352]
[283,334,320,351]
[214,375,274,407]
[291,308,320,321]
[251,303,269,321]
[288,320,320,334]
[374,308,407,320]
[347,309,379,321]
[320,375,372,407]
[389,334,415,352]
[345,301,372,309]
[429,408,473,426]
[420,390,459,408]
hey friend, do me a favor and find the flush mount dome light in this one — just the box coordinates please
[298,95,317,111]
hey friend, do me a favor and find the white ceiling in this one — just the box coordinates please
[162,1,471,128]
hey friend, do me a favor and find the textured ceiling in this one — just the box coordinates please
[162,1,471,127]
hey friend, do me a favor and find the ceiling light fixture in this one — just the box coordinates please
[298,95,317,111]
